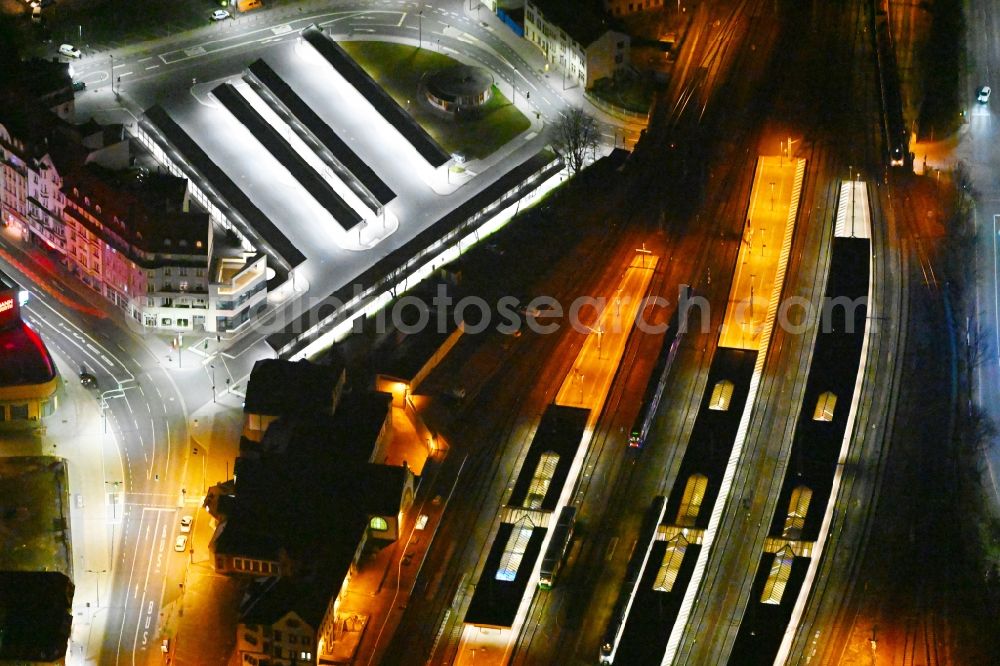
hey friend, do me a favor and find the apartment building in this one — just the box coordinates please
[524,0,630,88]
[0,91,268,333]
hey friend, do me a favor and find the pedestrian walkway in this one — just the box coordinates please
[0,353,123,665]
[162,398,243,665]
[458,0,649,133]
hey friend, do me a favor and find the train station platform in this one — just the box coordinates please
[719,156,806,350]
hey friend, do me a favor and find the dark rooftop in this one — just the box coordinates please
[16,59,73,109]
[243,358,346,417]
[0,89,69,161]
[62,165,209,258]
[508,404,589,511]
[464,522,547,628]
[663,348,757,530]
[529,0,617,47]
[360,464,410,515]
[213,521,285,560]
[266,150,562,357]
[211,82,362,232]
[241,576,335,631]
[245,59,395,208]
[373,297,456,383]
[0,571,73,662]
[301,26,450,168]
[140,105,305,276]
[258,391,391,463]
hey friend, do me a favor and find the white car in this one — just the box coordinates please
[58,44,81,58]
[978,86,992,104]
[174,534,188,552]
[179,515,193,533]
[211,9,230,21]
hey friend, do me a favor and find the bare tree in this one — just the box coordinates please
[552,107,601,175]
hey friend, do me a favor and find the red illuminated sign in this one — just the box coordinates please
[0,289,21,330]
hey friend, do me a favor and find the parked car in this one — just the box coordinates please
[174,534,188,552]
[179,515,193,533]
[211,9,230,21]
[978,86,992,104]
[58,43,81,58]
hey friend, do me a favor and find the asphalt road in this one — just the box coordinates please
[0,244,200,665]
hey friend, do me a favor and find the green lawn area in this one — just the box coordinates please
[590,75,654,114]
[340,41,530,160]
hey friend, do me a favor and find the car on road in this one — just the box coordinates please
[211,9,230,21]
[174,534,188,552]
[79,371,98,389]
[179,515,193,533]
[72,80,86,92]
[978,86,992,103]
[58,43,81,58]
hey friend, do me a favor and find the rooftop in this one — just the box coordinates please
[0,571,73,662]
[464,522,548,628]
[140,104,305,277]
[62,164,209,257]
[529,0,617,47]
[245,58,396,208]
[507,405,589,511]
[243,358,346,417]
[300,26,451,168]
[16,59,73,109]
[241,579,329,631]
[0,291,56,387]
[258,391,391,463]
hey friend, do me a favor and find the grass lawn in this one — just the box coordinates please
[340,41,530,160]
[590,75,654,114]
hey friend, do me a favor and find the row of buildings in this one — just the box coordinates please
[481,0,635,89]
[0,60,269,333]
[206,358,417,666]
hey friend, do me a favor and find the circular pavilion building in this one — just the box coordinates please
[424,65,494,115]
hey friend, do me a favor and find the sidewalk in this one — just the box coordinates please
[0,353,123,665]
[457,0,649,133]
[163,397,244,666]
[339,451,463,666]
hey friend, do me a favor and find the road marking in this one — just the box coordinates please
[118,71,133,78]
[145,64,160,70]
[993,214,1000,363]
[606,536,619,561]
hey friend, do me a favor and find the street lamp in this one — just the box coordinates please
[85,569,106,608]
[210,363,216,403]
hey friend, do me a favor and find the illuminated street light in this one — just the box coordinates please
[84,569,106,607]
